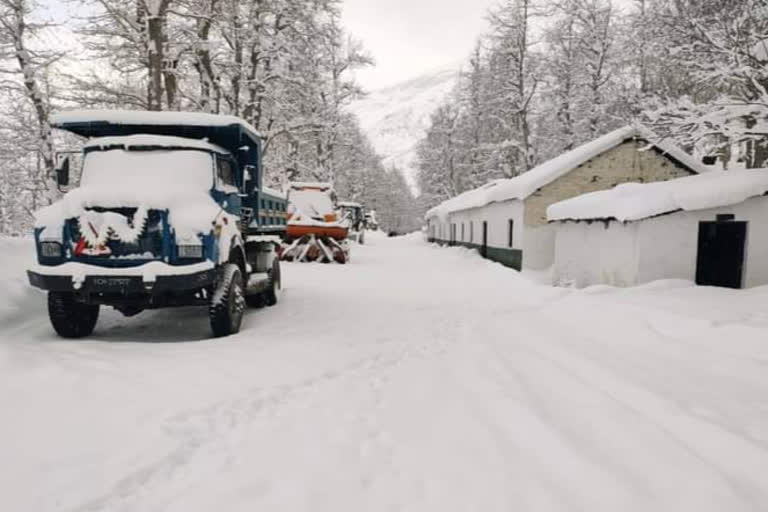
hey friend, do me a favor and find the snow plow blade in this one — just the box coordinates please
[279,234,349,264]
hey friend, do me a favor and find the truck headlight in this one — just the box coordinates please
[41,242,62,258]
[178,245,203,259]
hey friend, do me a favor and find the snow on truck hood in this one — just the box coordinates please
[36,145,223,238]
[35,186,222,239]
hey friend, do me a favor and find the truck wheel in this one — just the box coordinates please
[210,263,245,338]
[263,258,281,307]
[48,292,99,338]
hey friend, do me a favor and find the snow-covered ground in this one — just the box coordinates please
[2,232,768,511]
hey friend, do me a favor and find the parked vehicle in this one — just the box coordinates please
[27,110,287,338]
[280,182,350,263]
[364,210,379,231]
[338,201,366,245]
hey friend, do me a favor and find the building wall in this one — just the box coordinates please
[553,196,768,288]
[553,220,640,287]
[429,140,700,274]
[524,141,695,228]
[427,201,525,270]
[635,197,768,288]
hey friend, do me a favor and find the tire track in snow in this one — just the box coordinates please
[66,341,423,512]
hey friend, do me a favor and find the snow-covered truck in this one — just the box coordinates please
[279,182,350,263]
[27,110,287,338]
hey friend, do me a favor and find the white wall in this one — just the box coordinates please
[447,200,524,249]
[636,197,768,288]
[553,220,640,287]
[554,196,768,289]
[522,224,555,270]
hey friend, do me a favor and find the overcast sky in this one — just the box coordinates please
[342,0,499,91]
[41,0,499,92]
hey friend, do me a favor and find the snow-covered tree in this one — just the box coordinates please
[643,0,768,168]
[0,0,62,231]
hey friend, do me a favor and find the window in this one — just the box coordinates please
[461,223,465,242]
[216,156,236,191]
[470,222,474,243]
[508,219,514,248]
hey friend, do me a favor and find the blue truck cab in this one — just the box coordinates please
[27,110,287,338]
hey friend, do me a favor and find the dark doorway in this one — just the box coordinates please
[481,221,488,258]
[695,217,747,289]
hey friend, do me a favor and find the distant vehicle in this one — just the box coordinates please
[280,182,350,263]
[27,110,286,338]
[338,201,366,245]
[364,210,379,231]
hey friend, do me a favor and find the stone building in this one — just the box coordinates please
[425,125,711,270]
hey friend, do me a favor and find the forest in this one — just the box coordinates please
[0,0,421,235]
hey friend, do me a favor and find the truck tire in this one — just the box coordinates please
[263,258,281,307]
[48,291,99,338]
[210,263,245,338]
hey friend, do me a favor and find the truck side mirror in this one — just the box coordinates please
[55,157,70,188]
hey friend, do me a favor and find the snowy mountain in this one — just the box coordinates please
[349,66,460,193]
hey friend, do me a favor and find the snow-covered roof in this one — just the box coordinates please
[548,169,768,222]
[425,125,712,220]
[52,109,262,138]
[84,135,229,155]
[288,181,333,191]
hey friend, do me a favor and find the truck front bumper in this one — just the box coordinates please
[28,261,216,295]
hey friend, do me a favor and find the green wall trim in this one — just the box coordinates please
[428,238,523,271]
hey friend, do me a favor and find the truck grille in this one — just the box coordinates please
[67,208,165,263]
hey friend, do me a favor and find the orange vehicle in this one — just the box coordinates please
[279,182,351,263]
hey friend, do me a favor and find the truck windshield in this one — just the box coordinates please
[81,149,214,191]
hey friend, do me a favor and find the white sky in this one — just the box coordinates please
[342,0,500,91]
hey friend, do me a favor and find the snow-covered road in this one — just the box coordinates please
[2,233,768,512]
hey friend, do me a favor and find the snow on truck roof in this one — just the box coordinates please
[425,125,712,220]
[52,109,261,135]
[84,135,230,155]
[548,169,768,223]
[51,109,262,155]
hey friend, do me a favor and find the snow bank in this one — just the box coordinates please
[548,169,768,222]
[426,125,711,220]
[0,237,37,321]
